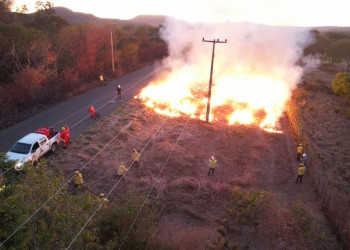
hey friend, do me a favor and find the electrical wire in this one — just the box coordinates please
[0,61,163,245]
[66,65,207,249]
[65,116,169,249]
[118,117,190,249]
[0,103,149,248]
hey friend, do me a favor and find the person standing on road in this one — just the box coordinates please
[116,162,127,177]
[117,85,122,99]
[208,156,217,176]
[295,162,306,183]
[100,74,106,86]
[132,148,140,168]
[88,105,96,120]
[297,143,303,161]
[74,171,83,189]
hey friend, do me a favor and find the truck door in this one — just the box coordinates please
[31,142,40,162]
[38,137,50,156]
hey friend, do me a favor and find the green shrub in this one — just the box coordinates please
[226,190,272,227]
[291,203,312,237]
[0,159,160,249]
[332,72,350,98]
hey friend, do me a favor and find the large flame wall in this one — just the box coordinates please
[140,20,312,129]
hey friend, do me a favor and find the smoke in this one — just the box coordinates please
[141,18,313,127]
[160,18,312,87]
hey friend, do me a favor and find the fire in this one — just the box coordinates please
[229,110,254,125]
[139,66,289,131]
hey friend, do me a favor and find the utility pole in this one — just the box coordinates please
[202,38,227,123]
[111,31,115,74]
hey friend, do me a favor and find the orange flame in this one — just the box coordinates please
[139,66,288,132]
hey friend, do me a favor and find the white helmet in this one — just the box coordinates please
[303,153,307,157]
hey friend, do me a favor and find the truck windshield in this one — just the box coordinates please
[10,142,32,154]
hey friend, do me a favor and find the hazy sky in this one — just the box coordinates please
[14,0,350,27]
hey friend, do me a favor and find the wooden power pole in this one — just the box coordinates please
[111,31,115,74]
[202,38,227,123]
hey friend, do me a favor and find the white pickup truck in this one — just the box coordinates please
[6,131,61,170]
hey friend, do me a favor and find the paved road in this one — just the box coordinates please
[0,65,158,152]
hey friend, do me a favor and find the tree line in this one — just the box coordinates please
[0,0,167,129]
[304,29,350,71]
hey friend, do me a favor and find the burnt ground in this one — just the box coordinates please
[48,99,340,249]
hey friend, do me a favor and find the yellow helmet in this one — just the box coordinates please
[100,193,105,198]
[62,127,65,131]
[132,149,136,152]
[121,162,124,165]
[75,171,79,174]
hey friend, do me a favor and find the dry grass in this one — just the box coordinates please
[47,98,340,249]
[290,63,350,247]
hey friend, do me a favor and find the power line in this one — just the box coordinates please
[67,65,207,249]
[0,107,148,248]
[66,116,169,249]
[1,64,205,248]
[118,117,191,249]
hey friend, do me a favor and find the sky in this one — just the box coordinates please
[14,0,350,27]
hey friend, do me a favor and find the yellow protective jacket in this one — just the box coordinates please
[297,145,303,154]
[132,151,140,161]
[298,165,306,175]
[74,173,83,185]
[209,159,217,169]
[117,164,127,176]
[100,197,109,205]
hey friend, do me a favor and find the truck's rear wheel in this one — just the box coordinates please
[51,142,57,153]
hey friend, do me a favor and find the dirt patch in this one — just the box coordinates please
[48,97,340,248]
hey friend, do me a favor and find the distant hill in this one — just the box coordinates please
[130,15,166,27]
[313,26,350,32]
[54,7,166,27]
[54,7,349,31]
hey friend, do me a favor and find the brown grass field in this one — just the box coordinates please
[47,64,350,249]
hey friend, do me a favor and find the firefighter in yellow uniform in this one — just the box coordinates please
[74,170,83,188]
[132,149,140,168]
[99,193,109,210]
[208,156,217,176]
[295,163,306,183]
[99,74,106,86]
[297,144,303,161]
[116,162,127,177]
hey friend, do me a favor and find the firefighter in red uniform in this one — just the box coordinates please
[88,105,96,119]
[60,126,70,148]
